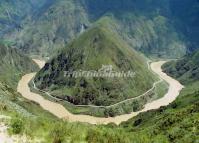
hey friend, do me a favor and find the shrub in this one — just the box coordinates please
[10,118,24,134]
[86,129,103,143]
[50,123,67,143]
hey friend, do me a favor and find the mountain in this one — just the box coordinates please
[163,50,199,85]
[0,43,39,88]
[0,1,198,143]
[1,52,198,143]
[0,0,50,36]
[34,21,156,106]
[5,0,90,57]
[120,52,199,143]
[170,0,199,52]
[4,0,189,58]
[84,0,199,54]
[82,0,170,19]
[1,53,198,143]
[120,83,199,143]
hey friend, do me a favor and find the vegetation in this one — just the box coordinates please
[9,118,24,134]
[0,44,39,88]
[120,67,199,143]
[6,0,192,58]
[163,50,199,84]
[34,22,156,106]
[0,1,198,143]
[0,0,48,36]
[30,81,167,117]
[170,0,199,52]
[6,0,90,57]
[1,74,198,143]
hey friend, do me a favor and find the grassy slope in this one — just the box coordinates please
[34,20,156,106]
[2,68,198,143]
[119,56,199,143]
[0,44,39,88]
[120,85,199,143]
[0,37,148,142]
[0,33,197,143]
[0,63,153,143]
[0,82,55,119]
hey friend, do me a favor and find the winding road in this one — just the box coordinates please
[17,59,184,125]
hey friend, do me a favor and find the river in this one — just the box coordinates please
[17,59,184,125]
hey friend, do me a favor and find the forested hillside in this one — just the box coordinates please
[163,50,199,84]
[0,1,198,143]
[6,0,199,58]
[170,0,199,52]
[0,44,39,88]
[0,0,50,36]
[34,20,156,106]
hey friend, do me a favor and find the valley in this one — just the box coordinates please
[0,0,198,142]
[33,24,158,107]
[17,59,183,125]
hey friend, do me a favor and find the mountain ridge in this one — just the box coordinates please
[5,0,196,58]
[0,44,39,88]
[34,23,156,106]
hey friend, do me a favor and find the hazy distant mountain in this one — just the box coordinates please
[170,0,199,52]
[0,0,51,36]
[5,0,199,58]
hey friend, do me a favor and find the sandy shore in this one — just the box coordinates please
[17,59,184,125]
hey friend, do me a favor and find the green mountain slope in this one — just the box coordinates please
[34,23,156,106]
[163,50,199,84]
[120,86,199,143]
[2,62,198,143]
[5,0,90,57]
[0,82,55,119]
[111,14,185,58]
[0,1,198,143]
[0,0,49,36]
[119,56,199,143]
[5,0,187,58]
[0,44,39,88]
